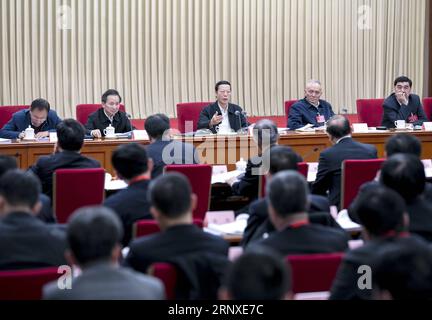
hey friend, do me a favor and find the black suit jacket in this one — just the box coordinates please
[104,179,153,246]
[330,235,430,300]
[197,102,248,134]
[0,212,67,270]
[146,140,199,179]
[125,224,229,299]
[381,93,427,128]
[241,196,341,248]
[312,137,377,208]
[251,223,349,256]
[29,150,100,199]
[85,108,133,136]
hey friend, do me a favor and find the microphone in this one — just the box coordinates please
[241,111,249,126]
[235,110,242,132]
[301,147,320,161]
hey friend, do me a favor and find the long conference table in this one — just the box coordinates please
[3,130,432,174]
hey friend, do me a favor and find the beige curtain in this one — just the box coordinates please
[0,0,427,118]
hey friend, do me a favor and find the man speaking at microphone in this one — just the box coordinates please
[197,80,248,134]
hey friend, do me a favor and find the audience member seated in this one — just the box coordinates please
[312,115,377,208]
[85,89,133,138]
[125,173,229,299]
[104,143,153,246]
[250,171,349,255]
[330,186,431,300]
[43,206,164,300]
[287,79,335,130]
[219,248,292,300]
[197,80,248,134]
[373,242,432,300]
[0,155,53,223]
[381,76,427,129]
[0,98,62,139]
[29,119,100,199]
[145,113,199,179]
[0,170,66,270]
[242,146,339,248]
[230,119,282,200]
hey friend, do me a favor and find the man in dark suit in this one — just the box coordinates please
[29,119,100,199]
[197,80,248,134]
[287,80,335,130]
[0,170,67,270]
[312,115,377,208]
[0,98,62,139]
[125,173,229,299]
[85,89,133,138]
[242,146,340,248]
[43,206,164,300]
[381,76,428,128]
[330,186,432,300]
[104,143,153,246]
[251,171,349,255]
[145,113,199,179]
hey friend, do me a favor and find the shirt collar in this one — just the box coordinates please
[103,109,115,122]
[217,103,229,114]
[336,135,352,144]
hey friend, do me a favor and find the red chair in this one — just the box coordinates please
[164,164,212,220]
[148,262,177,300]
[258,162,309,198]
[133,219,204,238]
[0,105,29,128]
[423,98,432,121]
[53,168,105,223]
[340,158,385,209]
[284,100,298,126]
[286,253,344,294]
[76,104,126,125]
[356,99,385,127]
[0,267,59,300]
[176,102,212,133]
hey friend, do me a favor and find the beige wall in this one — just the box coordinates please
[0,0,427,119]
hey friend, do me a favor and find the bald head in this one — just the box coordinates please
[326,115,351,140]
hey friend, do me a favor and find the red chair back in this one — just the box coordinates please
[356,99,385,127]
[284,100,298,126]
[423,98,432,121]
[76,104,126,125]
[0,105,29,128]
[53,168,105,223]
[286,253,344,293]
[149,262,177,300]
[341,158,385,209]
[0,267,59,300]
[133,219,204,238]
[164,164,212,220]
[176,102,212,133]
[258,162,308,198]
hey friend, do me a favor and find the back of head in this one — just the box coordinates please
[252,119,279,148]
[112,143,148,180]
[224,249,291,300]
[374,244,432,299]
[326,115,351,139]
[144,113,170,140]
[30,98,50,112]
[267,170,309,217]
[149,172,192,219]
[351,185,406,237]
[385,133,421,157]
[0,155,17,177]
[57,119,85,151]
[380,153,425,203]
[67,206,123,267]
[0,169,41,210]
[269,146,301,174]
[101,89,122,103]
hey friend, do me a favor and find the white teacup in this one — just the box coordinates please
[25,126,35,140]
[394,120,406,129]
[104,125,115,137]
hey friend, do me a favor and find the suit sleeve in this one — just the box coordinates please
[197,106,213,130]
[0,116,21,139]
[381,102,400,128]
[49,112,62,132]
[329,259,364,300]
[232,159,259,198]
[311,153,332,196]
[287,104,306,130]
[84,113,97,135]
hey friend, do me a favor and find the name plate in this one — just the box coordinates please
[423,122,432,131]
[132,130,149,140]
[352,123,369,133]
